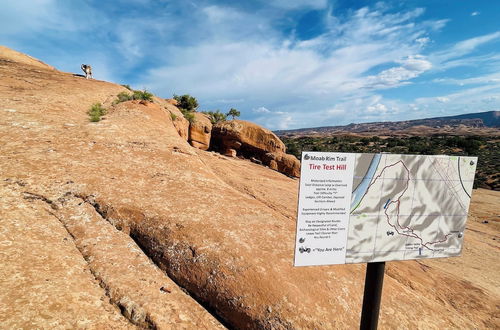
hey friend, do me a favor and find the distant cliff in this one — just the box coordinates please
[276,110,500,137]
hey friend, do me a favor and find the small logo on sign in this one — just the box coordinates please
[299,247,311,253]
[304,154,310,160]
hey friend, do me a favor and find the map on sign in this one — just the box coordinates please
[294,152,477,266]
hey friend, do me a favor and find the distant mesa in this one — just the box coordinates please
[275,111,500,137]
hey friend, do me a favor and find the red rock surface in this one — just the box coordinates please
[1,46,499,329]
[212,120,286,154]
[211,120,300,177]
[189,112,213,150]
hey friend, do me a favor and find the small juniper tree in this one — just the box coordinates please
[202,110,227,124]
[227,108,240,120]
[173,94,199,112]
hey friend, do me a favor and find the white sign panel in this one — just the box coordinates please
[294,152,477,266]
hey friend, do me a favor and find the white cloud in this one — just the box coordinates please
[436,97,450,103]
[326,107,345,115]
[415,37,430,47]
[432,31,500,66]
[267,0,327,10]
[252,107,295,129]
[471,11,480,16]
[136,4,455,129]
[3,1,499,129]
[363,55,432,88]
[253,107,271,113]
[0,0,104,36]
[432,72,500,86]
[452,31,500,54]
[367,103,388,113]
[415,82,500,117]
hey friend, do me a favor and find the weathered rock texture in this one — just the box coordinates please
[166,98,179,106]
[212,120,286,154]
[189,112,212,150]
[263,152,301,177]
[154,96,189,141]
[211,120,301,177]
[1,46,499,329]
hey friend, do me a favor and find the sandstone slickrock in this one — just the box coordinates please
[188,112,212,150]
[153,96,189,141]
[166,98,179,106]
[0,184,132,329]
[211,120,300,177]
[212,120,286,155]
[1,46,499,329]
[263,152,301,177]
[55,196,224,329]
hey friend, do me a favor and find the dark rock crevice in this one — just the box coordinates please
[25,191,154,329]
[75,194,239,329]
[78,193,290,329]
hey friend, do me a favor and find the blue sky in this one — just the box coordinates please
[1,0,499,130]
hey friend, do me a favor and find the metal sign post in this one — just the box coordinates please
[360,262,386,330]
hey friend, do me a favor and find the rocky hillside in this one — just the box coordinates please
[276,111,500,137]
[1,46,499,329]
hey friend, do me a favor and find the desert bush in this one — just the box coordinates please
[88,103,107,122]
[173,94,199,112]
[182,110,195,124]
[121,84,132,90]
[203,110,227,124]
[114,89,153,104]
[227,108,240,120]
[132,90,153,102]
[115,91,133,104]
[170,112,177,121]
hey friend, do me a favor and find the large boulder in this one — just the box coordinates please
[211,120,285,155]
[264,152,301,177]
[211,120,301,177]
[189,113,212,150]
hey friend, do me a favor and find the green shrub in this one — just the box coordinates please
[226,108,240,120]
[88,103,107,122]
[114,89,153,104]
[173,94,199,112]
[132,90,153,102]
[182,110,195,124]
[203,110,227,124]
[115,91,133,104]
[121,84,132,90]
[170,112,177,121]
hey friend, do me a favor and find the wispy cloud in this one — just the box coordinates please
[138,4,448,128]
[1,1,499,129]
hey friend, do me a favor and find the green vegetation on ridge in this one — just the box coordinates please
[114,89,153,104]
[282,135,499,190]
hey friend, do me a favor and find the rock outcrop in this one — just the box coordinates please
[188,112,212,150]
[166,98,179,106]
[263,152,301,177]
[212,120,286,154]
[1,46,499,330]
[211,120,300,177]
[152,97,189,141]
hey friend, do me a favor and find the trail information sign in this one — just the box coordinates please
[294,152,477,266]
